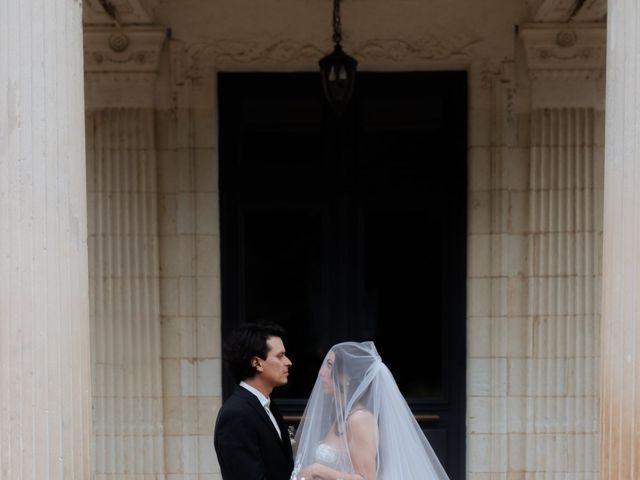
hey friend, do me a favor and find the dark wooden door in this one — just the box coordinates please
[219,71,467,479]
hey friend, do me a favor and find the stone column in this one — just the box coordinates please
[600,2,640,478]
[0,1,92,479]
[519,25,606,479]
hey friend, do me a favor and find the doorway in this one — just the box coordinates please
[219,71,467,479]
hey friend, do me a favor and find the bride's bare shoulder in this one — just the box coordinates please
[347,408,375,428]
[346,409,377,446]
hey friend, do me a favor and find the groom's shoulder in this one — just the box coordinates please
[218,387,251,415]
[215,391,247,431]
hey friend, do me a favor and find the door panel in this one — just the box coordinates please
[360,207,445,400]
[241,206,330,397]
[219,71,467,479]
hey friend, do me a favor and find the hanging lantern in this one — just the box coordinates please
[319,0,357,116]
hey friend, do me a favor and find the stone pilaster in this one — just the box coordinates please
[517,24,606,479]
[0,1,92,479]
[600,1,640,478]
[156,40,223,478]
[84,25,166,479]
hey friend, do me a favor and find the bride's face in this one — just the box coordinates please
[319,351,336,394]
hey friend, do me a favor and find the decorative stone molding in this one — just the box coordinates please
[84,26,165,73]
[520,24,606,76]
[83,0,160,25]
[176,35,479,81]
[85,72,160,109]
[520,24,606,109]
[354,36,478,63]
[84,26,165,109]
[183,40,323,76]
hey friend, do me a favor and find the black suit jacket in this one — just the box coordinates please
[214,385,294,480]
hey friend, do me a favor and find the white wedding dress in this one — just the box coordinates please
[314,442,346,469]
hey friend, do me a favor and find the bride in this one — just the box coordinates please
[291,341,449,480]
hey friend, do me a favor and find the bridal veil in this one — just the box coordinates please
[291,341,449,480]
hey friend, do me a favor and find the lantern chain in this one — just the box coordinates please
[332,0,342,45]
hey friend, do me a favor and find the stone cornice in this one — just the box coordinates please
[528,0,606,22]
[520,24,606,77]
[572,0,607,22]
[84,26,165,73]
[83,0,160,25]
[176,35,479,81]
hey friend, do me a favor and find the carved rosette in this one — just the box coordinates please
[520,24,606,78]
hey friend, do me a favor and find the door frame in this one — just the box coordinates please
[216,70,468,479]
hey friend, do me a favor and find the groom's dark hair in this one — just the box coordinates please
[223,322,286,382]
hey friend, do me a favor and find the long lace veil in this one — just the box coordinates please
[291,341,449,480]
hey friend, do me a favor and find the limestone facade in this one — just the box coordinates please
[59,0,611,479]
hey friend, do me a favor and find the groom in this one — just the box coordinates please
[214,323,294,480]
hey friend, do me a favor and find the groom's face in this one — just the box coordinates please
[257,336,292,389]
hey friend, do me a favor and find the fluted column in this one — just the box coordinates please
[87,107,165,478]
[0,1,92,479]
[600,2,640,478]
[84,26,166,479]
[527,107,601,478]
[519,25,606,479]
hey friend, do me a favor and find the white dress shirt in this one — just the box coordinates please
[240,381,282,439]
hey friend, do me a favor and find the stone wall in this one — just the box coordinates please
[83,1,605,478]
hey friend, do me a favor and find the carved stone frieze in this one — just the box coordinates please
[183,40,324,76]
[84,26,165,73]
[520,24,605,77]
[178,35,479,80]
[354,36,478,62]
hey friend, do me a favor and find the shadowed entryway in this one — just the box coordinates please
[219,71,467,479]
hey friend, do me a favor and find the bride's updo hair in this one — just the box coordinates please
[331,342,378,412]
